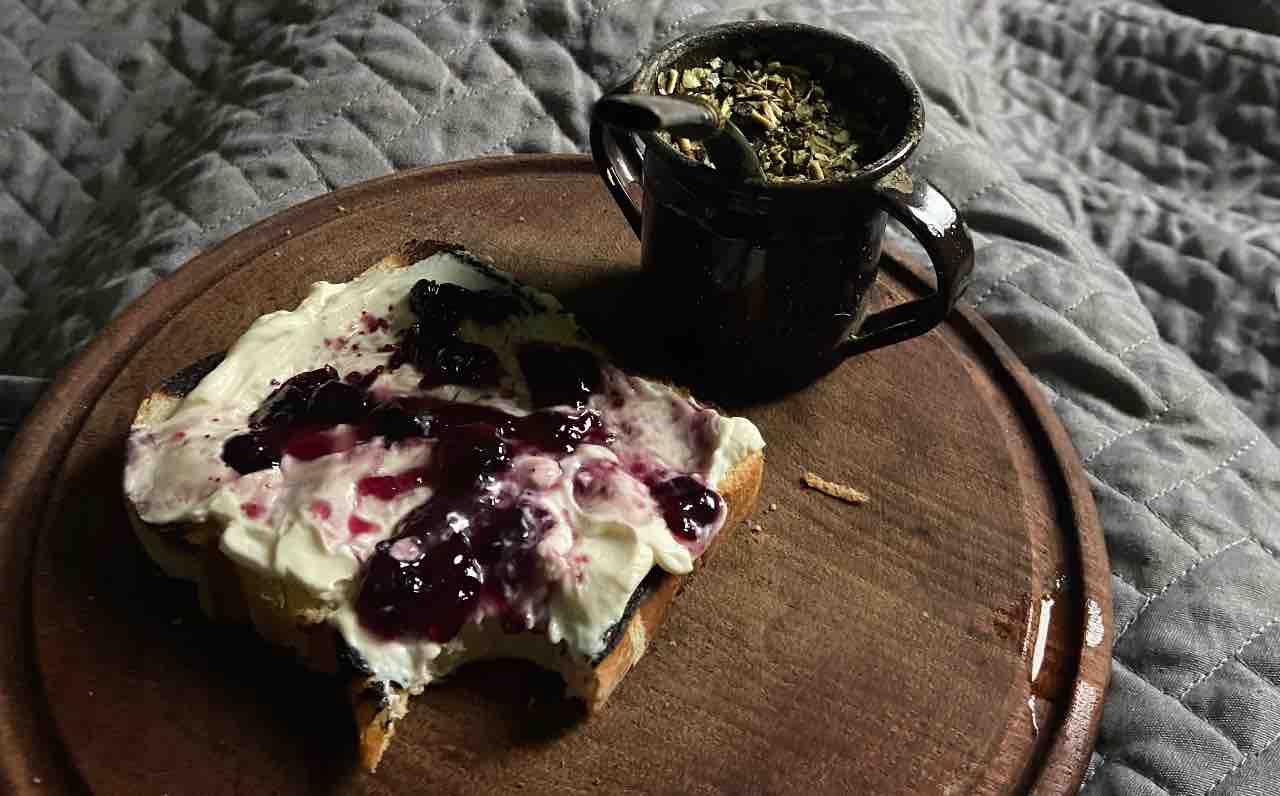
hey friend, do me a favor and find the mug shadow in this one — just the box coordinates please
[556,267,831,412]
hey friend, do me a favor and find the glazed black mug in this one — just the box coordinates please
[590,21,974,394]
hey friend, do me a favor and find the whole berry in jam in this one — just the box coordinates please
[650,476,723,542]
[356,533,483,643]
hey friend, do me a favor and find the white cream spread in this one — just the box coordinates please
[125,251,764,693]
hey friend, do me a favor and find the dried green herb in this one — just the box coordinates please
[656,55,880,181]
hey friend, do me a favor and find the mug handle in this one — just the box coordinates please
[840,172,975,356]
[590,80,645,237]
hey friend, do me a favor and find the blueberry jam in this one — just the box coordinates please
[216,278,729,646]
[649,475,723,542]
[519,343,603,408]
[222,367,416,474]
[388,278,522,388]
[353,397,610,641]
[356,497,555,641]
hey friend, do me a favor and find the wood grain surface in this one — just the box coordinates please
[0,155,1111,795]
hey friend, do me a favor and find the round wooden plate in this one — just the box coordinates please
[0,155,1110,795]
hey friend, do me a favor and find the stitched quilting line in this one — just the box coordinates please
[1002,7,1280,230]
[1124,267,1280,386]
[1116,330,1159,357]
[199,177,324,234]
[1113,536,1251,642]
[0,43,95,136]
[1178,614,1280,699]
[401,0,464,32]
[1083,384,1209,464]
[291,141,336,191]
[1104,758,1175,796]
[956,173,1014,212]
[1144,436,1263,506]
[1100,4,1280,74]
[5,125,94,209]
[1112,654,1246,761]
[1111,567,1143,596]
[1001,5,1280,184]
[6,12,268,202]
[0,185,54,239]
[968,256,1038,309]
[1001,280,1163,397]
[1060,287,1133,316]
[1111,634,1280,761]
[207,0,558,204]
[1072,122,1280,264]
[1089,472,1198,553]
[1235,654,1280,692]
[1003,9,1185,116]
[996,84,1280,267]
[319,0,542,149]
[482,112,546,156]
[1,5,294,248]
[485,43,580,151]
[377,0,668,153]
[57,3,387,246]
[1107,485,1280,642]
[1009,0,1280,92]
[0,83,51,141]
[908,135,966,175]
[1205,726,1280,795]
[142,2,388,193]
[961,176,1124,315]
[1122,223,1280,321]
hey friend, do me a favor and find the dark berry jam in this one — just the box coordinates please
[386,278,524,389]
[358,467,430,501]
[414,338,501,389]
[218,276,729,647]
[282,428,350,461]
[649,476,723,542]
[356,533,483,643]
[518,343,602,408]
[349,515,379,536]
[223,367,425,475]
[222,431,279,473]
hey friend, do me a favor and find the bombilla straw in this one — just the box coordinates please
[592,93,765,181]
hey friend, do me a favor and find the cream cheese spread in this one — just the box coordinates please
[124,250,764,693]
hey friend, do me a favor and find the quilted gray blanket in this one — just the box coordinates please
[3,1,1279,793]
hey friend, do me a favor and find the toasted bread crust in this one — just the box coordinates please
[125,241,764,771]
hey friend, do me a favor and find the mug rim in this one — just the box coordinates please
[625,20,925,191]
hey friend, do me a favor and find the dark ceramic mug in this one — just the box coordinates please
[590,21,974,393]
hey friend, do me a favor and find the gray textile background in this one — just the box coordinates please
[2,1,1279,793]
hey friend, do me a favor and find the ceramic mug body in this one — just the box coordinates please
[591,21,974,393]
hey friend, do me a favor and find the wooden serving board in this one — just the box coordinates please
[0,155,1111,795]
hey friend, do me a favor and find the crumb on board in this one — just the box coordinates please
[769,502,778,511]
[802,471,869,505]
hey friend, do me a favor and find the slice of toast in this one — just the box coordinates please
[124,242,764,771]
